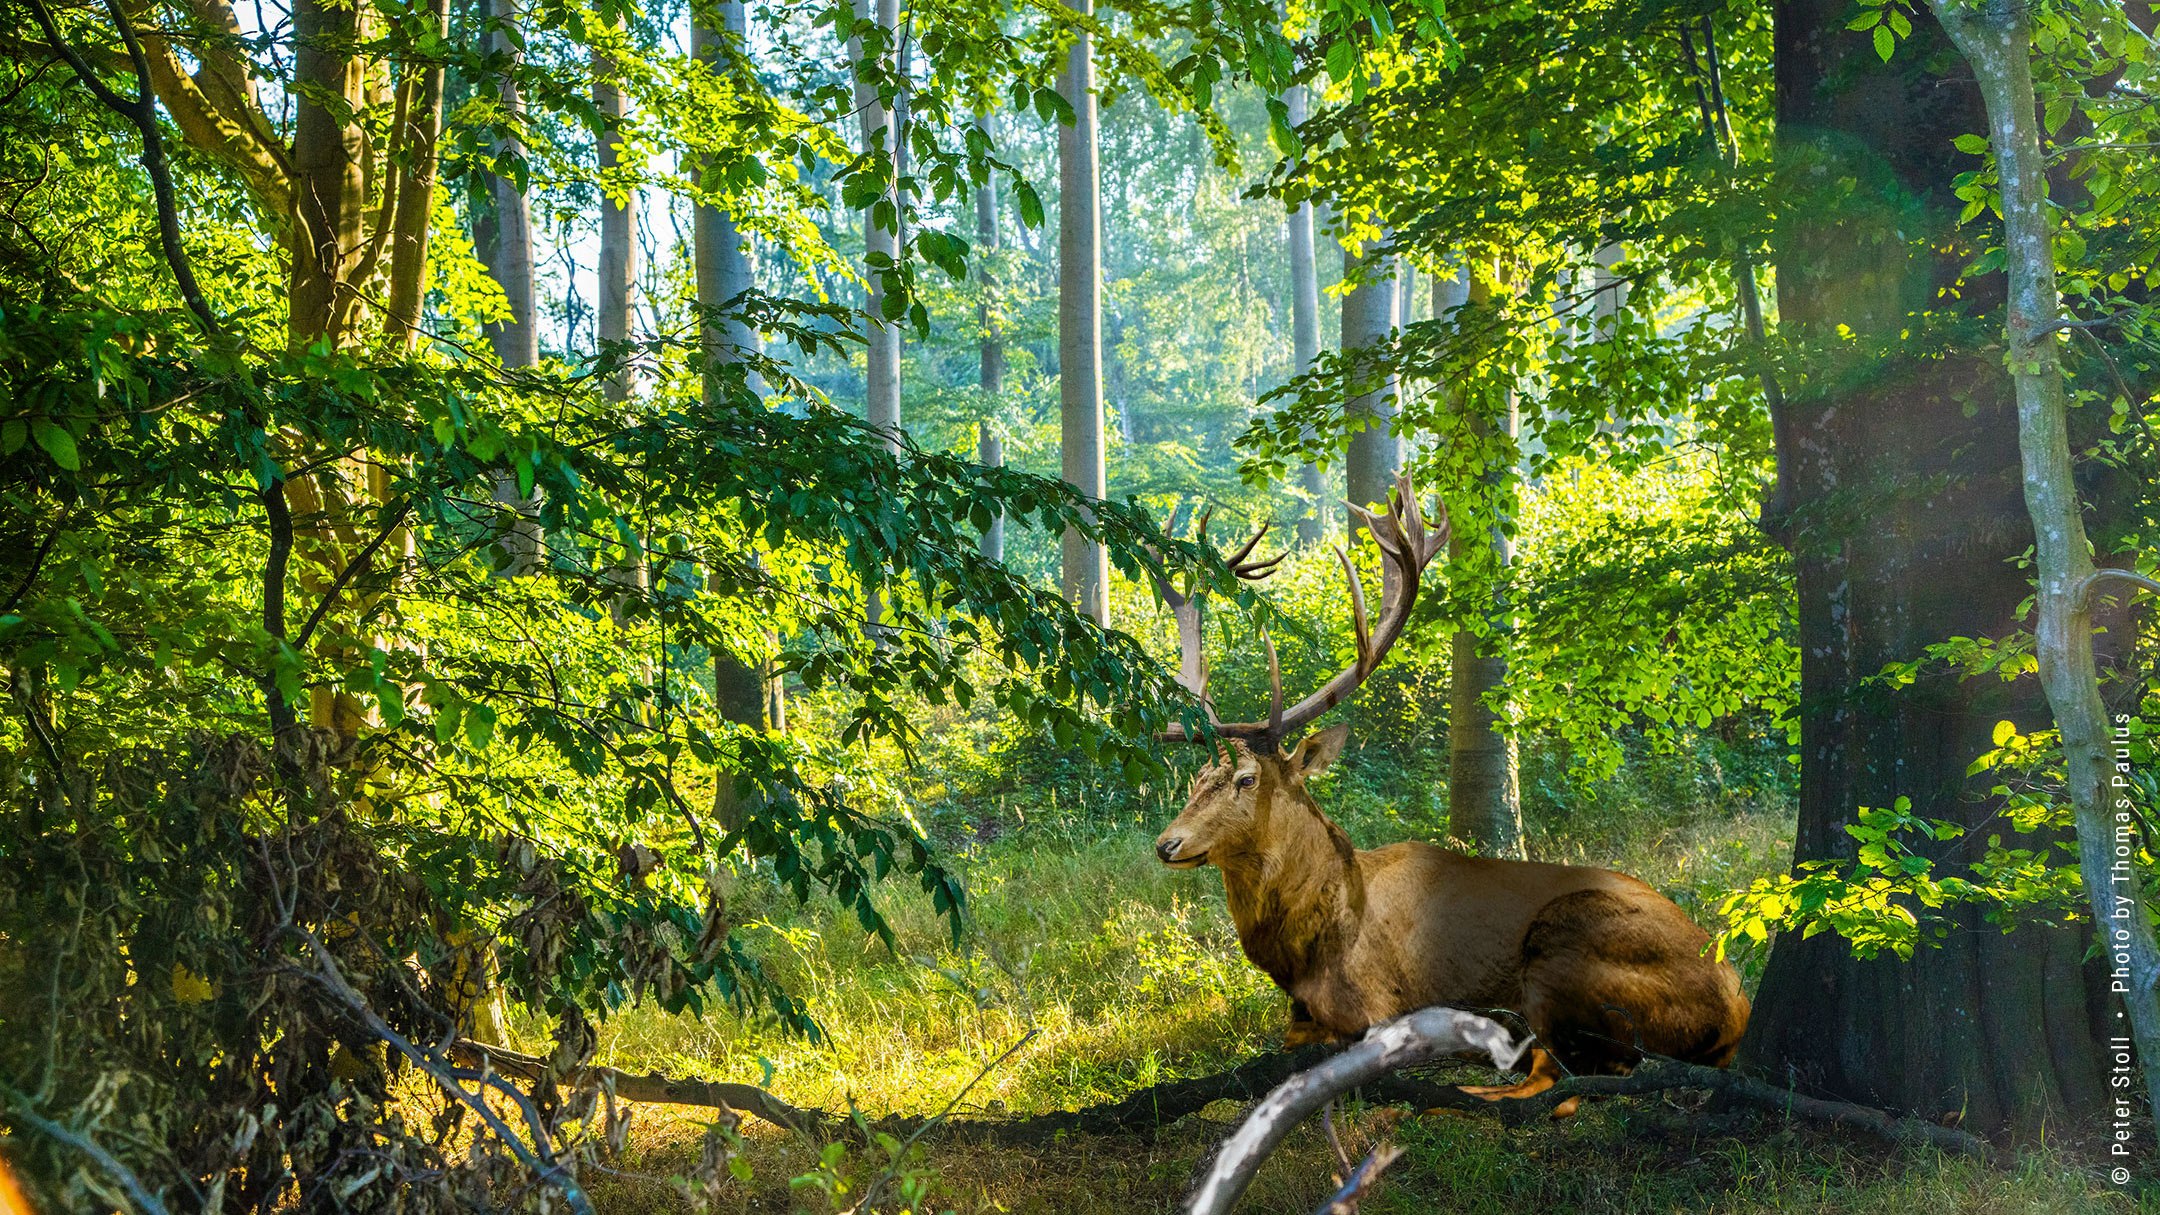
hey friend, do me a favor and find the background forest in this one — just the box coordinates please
[3,0,2159,1211]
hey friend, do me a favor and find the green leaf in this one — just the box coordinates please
[1953,133,1988,154]
[32,420,78,470]
[1873,24,1895,61]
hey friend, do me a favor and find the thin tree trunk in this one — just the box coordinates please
[1445,262,1521,858]
[1058,0,1107,621]
[1285,84,1326,547]
[1929,0,2160,1137]
[483,0,541,574]
[381,0,445,351]
[595,40,636,403]
[852,0,902,451]
[975,110,1006,564]
[1342,241,1398,539]
[696,2,777,826]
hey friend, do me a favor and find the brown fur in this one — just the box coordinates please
[1153,729,1750,1092]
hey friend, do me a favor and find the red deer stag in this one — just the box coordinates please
[1148,476,1749,1114]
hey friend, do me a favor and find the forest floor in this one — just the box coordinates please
[510,805,2144,1214]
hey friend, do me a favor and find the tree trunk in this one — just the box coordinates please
[693,2,775,826]
[1739,0,2112,1134]
[1286,84,1326,547]
[381,0,446,351]
[595,40,636,403]
[1928,0,2160,1136]
[288,0,363,352]
[852,0,902,451]
[482,0,540,575]
[1445,263,1521,858]
[1342,241,1398,539]
[975,110,1006,564]
[1058,0,1108,622]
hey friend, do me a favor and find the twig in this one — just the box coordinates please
[290,497,413,654]
[845,1028,1039,1214]
[0,1083,174,1215]
[1315,1142,1403,1215]
[23,0,220,335]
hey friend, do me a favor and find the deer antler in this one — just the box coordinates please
[1143,509,1285,733]
[1160,474,1448,748]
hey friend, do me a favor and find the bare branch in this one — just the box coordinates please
[291,931,597,1215]
[1184,1006,1524,1215]
[1315,1141,1403,1215]
[2076,566,2160,614]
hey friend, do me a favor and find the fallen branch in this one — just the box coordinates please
[451,1041,828,1135]
[1184,1007,1526,1215]
[454,1031,2002,1168]
[1366,1058,2001,1163]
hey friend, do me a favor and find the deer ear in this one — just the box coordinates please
[1289,724,1350,780]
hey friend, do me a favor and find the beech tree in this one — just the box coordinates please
[1058,0,1108,621]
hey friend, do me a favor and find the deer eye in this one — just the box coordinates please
[1236,774,1256,790]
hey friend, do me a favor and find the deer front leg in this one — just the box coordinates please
[1455,1049,1582,1116]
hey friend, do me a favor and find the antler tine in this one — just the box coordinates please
[1334,544,1373,674]
[1263,623,1283,738]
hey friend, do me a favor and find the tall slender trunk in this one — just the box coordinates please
[696,3,778,828]
[1445,262,1521,858]
[595,41,636,403]
[381,0,446,351]
[1058,0,1107,621]
[1929,0,2160,1137]
[1285,84,1326,547]
[975,111,1006,564]
[1342,241,1398,539]
[852,0,903,451]
[483,0,541,574]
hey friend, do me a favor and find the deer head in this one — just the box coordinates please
[1154,725,1350,868]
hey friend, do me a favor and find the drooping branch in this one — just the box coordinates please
[27,0,221,334]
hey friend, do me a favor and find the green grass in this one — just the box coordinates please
[528,778,2134,1215]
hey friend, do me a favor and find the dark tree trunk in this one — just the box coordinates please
[1741,0,2111,1134]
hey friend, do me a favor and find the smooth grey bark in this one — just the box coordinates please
[483,0,540,574]
[1058,0,1108,621]
[852,0,903,452]
[1342,240,1399,540]
[1929,0,2160,1136]
[1444,263,1523,859]
[695,4,779,821]
[975,111,1006,564]
[1285,84,1326,547]
[594,41,636,403]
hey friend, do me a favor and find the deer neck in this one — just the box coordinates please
[1217,782,1365,987]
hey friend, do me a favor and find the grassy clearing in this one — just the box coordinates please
[517,756,2133,1215]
